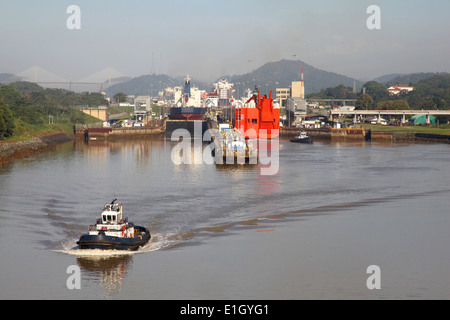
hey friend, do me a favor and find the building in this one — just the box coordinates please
[276,66,305,102]
[291,66,305,98]
[291,80,305,98]
[387,84,415,95]
[276,88,291,106]
[134,96,151,111]
[286,97,307,115]
[277,66,307,126]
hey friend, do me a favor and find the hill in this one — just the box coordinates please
[105,59,363,98]
[105,74,210,97]
[0,73,22,84]
[405,74,450,110]
[373,72,450,86]
[226,59,362,96]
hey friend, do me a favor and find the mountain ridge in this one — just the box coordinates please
[105,59,364,97]
[3,61,448,97]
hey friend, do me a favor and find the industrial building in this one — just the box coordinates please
[277,66,307,125]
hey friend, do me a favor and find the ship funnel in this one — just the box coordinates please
[184,75,191,97]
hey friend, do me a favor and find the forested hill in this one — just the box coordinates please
[226,59,362,96]
[0,82,108,139]
[104,59,363,97]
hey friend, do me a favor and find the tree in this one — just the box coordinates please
[355,93,374,110]
[114,92,127,103]
[378,100,410,110]
[0,104,15,139]
[363,81,389,102]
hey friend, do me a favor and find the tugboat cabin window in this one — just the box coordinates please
[102,213,119,224]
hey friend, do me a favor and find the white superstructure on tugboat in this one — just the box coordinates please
[77,199,150,251]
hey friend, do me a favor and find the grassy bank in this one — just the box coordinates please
[3,111,101,142]
[360,124,450,135]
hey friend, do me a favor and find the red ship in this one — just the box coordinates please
[234,90,280,139]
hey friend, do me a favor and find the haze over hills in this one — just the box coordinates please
[226,59,362,97]
[105,59,365,98]
[2,60,449,99]
[373,72,450,87]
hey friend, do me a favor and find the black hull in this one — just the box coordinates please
[77,226,150,251]
[290,137,313,144]
[169,107,206,120]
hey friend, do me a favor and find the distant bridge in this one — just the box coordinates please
[308,99,357,106]
[10,66,129,91]
[330,109,450,124]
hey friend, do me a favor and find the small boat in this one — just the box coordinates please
[77,199,150,251]
[290,131,313,144]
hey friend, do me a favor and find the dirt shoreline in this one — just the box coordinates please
[0,132,74,167]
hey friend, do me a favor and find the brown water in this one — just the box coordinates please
[0,138,449,299]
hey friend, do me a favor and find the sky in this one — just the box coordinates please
[1,0,450,83]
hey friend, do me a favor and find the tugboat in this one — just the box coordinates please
[77,199,150,251]
[290,131,313,144]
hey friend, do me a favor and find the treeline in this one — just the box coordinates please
[0,81,109,139]
[307,74,450,111]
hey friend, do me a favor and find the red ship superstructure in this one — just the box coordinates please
[235,90,280,139]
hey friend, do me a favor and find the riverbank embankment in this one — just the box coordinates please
[0,132,74,167]
[280,127,450,144]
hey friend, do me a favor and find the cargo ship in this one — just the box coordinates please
[169,76,206,120]
[234,89,280,139]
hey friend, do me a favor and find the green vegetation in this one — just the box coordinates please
[0,81,109,140]
[307,84,357,100]
[0,104,14,139]
[355,75,450,111]
[113,92,127,103]
[355,94,373,110]
[309,74,450,126]
[361,124,450,135]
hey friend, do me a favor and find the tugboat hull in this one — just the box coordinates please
[290,137,313,144]
[77,226,150,251]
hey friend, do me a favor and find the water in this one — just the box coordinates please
[0,137,449,299]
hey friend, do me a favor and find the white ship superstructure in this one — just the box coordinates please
[212,78,235,106]
[173,76,206,107]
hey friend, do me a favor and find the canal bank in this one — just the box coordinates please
[0,132,73,167]
[280,127,450,144]
[85,126,164,141]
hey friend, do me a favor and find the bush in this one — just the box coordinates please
[0,105,15,139]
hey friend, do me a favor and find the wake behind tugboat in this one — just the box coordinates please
[77,199,150,251]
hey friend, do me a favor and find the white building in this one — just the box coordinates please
[386,84,415,95]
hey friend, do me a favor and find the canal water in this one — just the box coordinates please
[0,137,449,299]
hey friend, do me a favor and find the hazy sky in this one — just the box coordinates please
[1,0,450,82]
